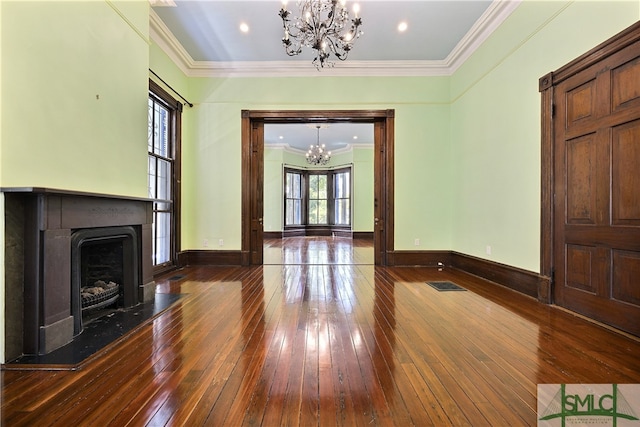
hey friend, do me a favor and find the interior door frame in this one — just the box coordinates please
[241,109,395,266]
[538,21,640,304]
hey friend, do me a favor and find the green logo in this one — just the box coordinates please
[539,384,639,427]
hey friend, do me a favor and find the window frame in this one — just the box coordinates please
[148,79,182,275]
[283,166,352,234]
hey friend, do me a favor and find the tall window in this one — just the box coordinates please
[284,167,351,229]
[148,80,181,271]
[308,173,328,224]
[285,171,303,225]
[334,169,351,225]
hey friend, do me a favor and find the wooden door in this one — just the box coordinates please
[553,39,640,335]
[250,121,264,265]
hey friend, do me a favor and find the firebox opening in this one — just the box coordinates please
[80,239,125,325]
[71,226,140,336]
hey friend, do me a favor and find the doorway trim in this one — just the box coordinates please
[241,109,395,266]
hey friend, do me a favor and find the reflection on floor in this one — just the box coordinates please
[263,236,374,265]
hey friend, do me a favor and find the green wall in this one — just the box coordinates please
[263,146,374,233]
[176,76,452,251]
[148,0,638,265]
[1,0,150,197]
[449,0,639,272]
[0,0,150,363]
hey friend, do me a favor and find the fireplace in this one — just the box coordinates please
[71,226,139,335]
[3,189,155,359]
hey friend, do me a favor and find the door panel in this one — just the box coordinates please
[554,41,640,336]
[612,120,640,224]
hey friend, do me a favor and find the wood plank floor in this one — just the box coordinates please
[3,237,640,426]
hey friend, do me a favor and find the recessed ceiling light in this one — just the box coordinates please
[398,22,408,33]
[279,136,284,140]
[240,22,249,33]
[353,136,358,140]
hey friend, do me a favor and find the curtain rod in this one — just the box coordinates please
[149,69,193,108]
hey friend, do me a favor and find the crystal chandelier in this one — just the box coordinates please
[306,125,331,165]
[279,0,363,69]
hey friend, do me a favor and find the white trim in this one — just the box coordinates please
[149,1,521,78]
[266,143,371,156]
[446,0,523,73]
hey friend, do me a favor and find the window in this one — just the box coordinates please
[148,80,181,271]
[285,171,303,226]
[284,167,351,230]
[308,173,328,224]
[333,169,351,225]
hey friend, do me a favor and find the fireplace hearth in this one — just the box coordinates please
[3,188,155,360]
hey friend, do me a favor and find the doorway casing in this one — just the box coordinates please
[241,110,395,266]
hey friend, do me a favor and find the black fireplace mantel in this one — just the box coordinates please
[3,187,155,359]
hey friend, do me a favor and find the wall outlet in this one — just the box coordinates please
[414,238,420,246]
[203,239,209,248]
[218,239,224,247]
[486,245,492,255]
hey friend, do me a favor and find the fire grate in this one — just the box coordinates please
[426,281,467,292]
[81,281,120,311]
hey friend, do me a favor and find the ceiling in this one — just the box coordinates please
[150,0,521,77]
[264,123,374,153]
[149,0,520,151]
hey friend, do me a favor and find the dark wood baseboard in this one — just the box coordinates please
[391,250,542,300]
[178,250,243,267]
[352,232,373,240]
[450,252,539,299]
[180,246,543,301]
[269,230,372,239]
[264,231,283,239]
[390,251,452,268]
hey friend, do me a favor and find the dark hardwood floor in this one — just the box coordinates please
[3,237,640,426]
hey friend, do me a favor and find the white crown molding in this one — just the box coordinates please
[188,59,452,78]
[445,0,523,73]
[149,1,521,78]
[149,9,194,76]
[266,143,371,156]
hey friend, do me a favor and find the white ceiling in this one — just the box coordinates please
[149,0,520,149]
[150,0,521,77]
[265,123,374,152]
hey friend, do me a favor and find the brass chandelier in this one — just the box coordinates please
[279,0,363,69]
[306,125,331,165]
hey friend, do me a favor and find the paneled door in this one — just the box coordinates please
[553,38,640,335]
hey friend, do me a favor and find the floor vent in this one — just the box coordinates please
[426,281,467,291]
[168,275,186,281]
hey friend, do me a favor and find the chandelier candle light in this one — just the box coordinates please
[306,125,331,165]
[279,0,363,69]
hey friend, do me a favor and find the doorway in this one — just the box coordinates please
[241,110,395,266]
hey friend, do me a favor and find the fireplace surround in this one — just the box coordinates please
[3,188,155,360]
